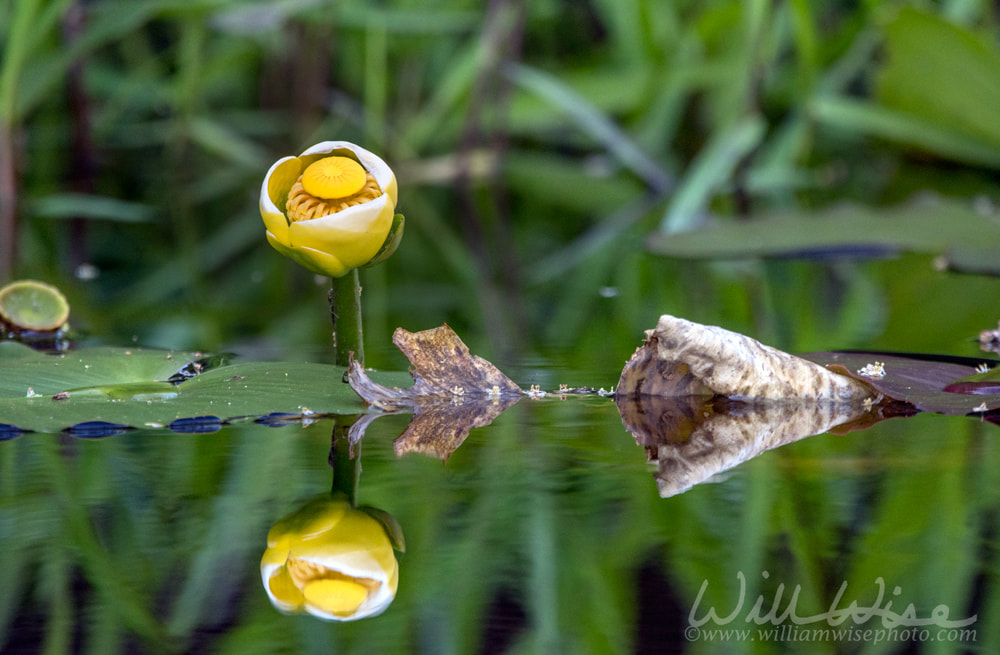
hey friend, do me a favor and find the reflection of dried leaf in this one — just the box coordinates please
[617,315,873,401]
[349,324,521,410]
[347,324,522,459]
[346,394,520,461]
[392,394,521,460]
[617,394,873,497]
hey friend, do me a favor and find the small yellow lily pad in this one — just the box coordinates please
[0,280,70,332]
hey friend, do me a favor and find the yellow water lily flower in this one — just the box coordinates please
[261,495,401,621]
[260,141,399,278]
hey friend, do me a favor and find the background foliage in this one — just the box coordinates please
[2,0,999,370]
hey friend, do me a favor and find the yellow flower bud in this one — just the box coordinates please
[260,142,400,278]
[260,495,401,621]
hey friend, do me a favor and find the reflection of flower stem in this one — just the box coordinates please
[329,269,364,367]
[330,418,361,505]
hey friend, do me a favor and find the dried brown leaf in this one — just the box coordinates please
[348,324,521,410]
[617,315,874,402]
[346,324,522,459]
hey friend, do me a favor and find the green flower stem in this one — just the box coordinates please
[329,268,364,367]
[330,420,360,505]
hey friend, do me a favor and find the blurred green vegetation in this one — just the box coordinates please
[0,394,995,654]
[1,0,999,368]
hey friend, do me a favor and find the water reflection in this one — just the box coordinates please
[260,420,405,621]
[348,394,521,460]
[349,383,923,499]
[616,395,886,497]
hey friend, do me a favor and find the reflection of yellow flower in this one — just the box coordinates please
[260,141,399,278]
[261,495,400,621]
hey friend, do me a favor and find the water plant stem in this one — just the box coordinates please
[330,269,364,367]
[330,422,360,505]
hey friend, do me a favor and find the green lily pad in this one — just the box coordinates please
[0,342,204,397]
[0,344,412,433]
[0,280,70,331]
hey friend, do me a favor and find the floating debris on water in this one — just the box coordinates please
[856,362,886,378]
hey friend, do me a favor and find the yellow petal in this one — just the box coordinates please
[303,579,368,617]
[294,510,397,576]
[261,542,291,567]
[260,156,302,219]
[266,232,349,277]
[287,195,394,273]
[262,210,290,246]
[301,156,367,199]
[266,568,306,609]
[267,496,349,541]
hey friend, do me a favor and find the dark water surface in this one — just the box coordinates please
[1,372,995,654]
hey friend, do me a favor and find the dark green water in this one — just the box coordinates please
[0,376,995,654]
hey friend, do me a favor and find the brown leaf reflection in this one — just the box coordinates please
[394,394,521,459]
[616,394,885,497]
[346,387,519,461]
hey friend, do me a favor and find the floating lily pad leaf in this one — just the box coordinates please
[647,197,1000,275]
[802,352,1000,420]
[0,280,70,331]
[59,382,180,401]
[174,362,409,417]
[0,343,208,398]
[0,353,413,433]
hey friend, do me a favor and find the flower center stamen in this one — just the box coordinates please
[302,156,367,199]
[285,156,383,223]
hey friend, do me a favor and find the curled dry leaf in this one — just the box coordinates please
[347,324,522,459]
[617,314,874,402]
[348,324,521,409]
